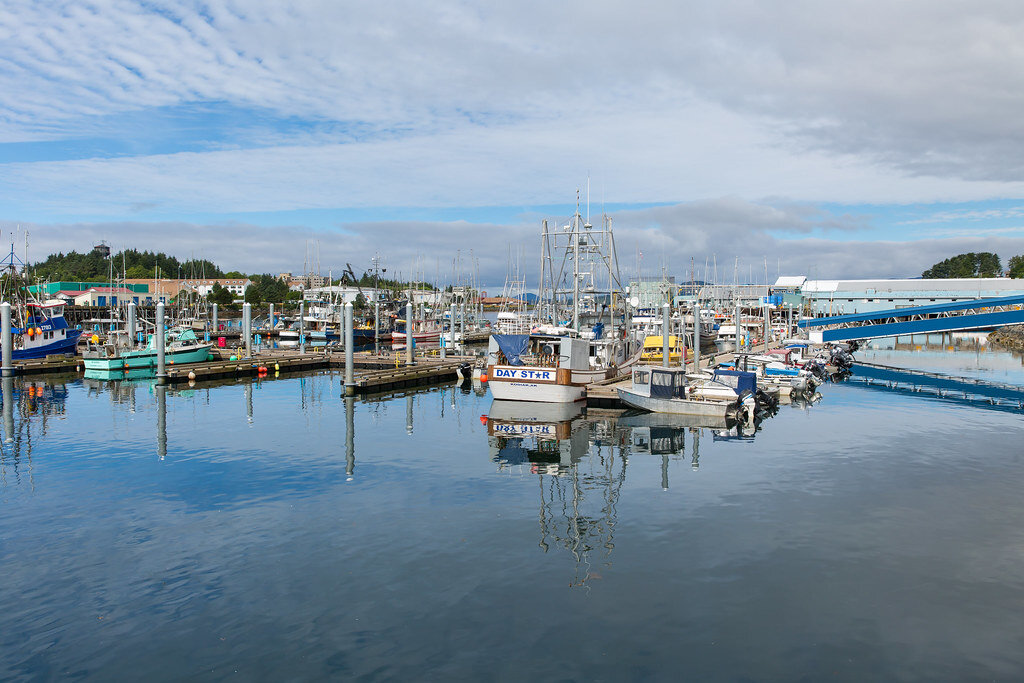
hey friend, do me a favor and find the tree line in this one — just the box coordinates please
[922,252,1024,278]
[31,248,226,282]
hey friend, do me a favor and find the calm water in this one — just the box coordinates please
[2,346,1024,680]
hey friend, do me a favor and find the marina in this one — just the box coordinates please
[3,338,1024,679]
[6,2,1024,676]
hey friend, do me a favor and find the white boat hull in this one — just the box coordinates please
[486,364,584,403]
[616,387,734,418]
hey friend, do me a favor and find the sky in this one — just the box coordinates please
[3,0,1024,290]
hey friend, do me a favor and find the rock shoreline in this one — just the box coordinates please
[988,325,1024,351]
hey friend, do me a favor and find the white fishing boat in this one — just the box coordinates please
[616,366,757,419]
[485,198,639,403]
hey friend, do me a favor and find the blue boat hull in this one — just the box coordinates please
[9,330,82,360]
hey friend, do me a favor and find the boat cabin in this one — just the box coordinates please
[629,366,689,399]
[488,334,591,370]
[630,366,758,400]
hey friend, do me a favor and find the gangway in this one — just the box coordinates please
[797,294,1024,342]
[848,362,1024,411]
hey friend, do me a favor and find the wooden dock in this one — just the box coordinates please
[161,348,473,393]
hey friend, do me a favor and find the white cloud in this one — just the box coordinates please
[15,202,1024,287]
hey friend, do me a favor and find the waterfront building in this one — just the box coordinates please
[72,286,158,307]
[776,276,1024,315]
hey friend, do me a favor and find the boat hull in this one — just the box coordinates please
[616,387,734,418]
[83,344,213,370]
[7,330,82,361]
[486,364,584,403]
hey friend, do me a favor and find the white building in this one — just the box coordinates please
[303,286,385,304]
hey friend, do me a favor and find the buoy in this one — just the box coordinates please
[187,371,196,380]
[274,363,279,371]
[479,415,488,425]
[480,374,488,382]
[229,355,237,361]
[258,366,268,373]
[90,334,99,344]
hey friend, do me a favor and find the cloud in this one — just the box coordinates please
[4,0,1024,187]
[16,202,1024,288]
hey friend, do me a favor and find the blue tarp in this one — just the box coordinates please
[712,369,757,396]
[591,322,605,339]
[493,334,529,366]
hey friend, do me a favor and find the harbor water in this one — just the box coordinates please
[2,342,1024,679]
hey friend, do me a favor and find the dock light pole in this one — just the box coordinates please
[212,303,218,333]
[243,302,252,358]
[156,302,167,383]
[405,300,414,366]
[693,301,701,370]
[662,303,670,368]
[344,301,355,395]
[1,302,12,377]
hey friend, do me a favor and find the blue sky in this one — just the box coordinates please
[3,0,1024,286]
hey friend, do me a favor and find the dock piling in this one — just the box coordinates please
[345,396,355,479]
[1,302,12,377]
[269,303,275,331]
[212,303,218,334]
[693,301,701,370]
[344,301,354,395]
[406,301,414,366]
[156,302,167,382]
[735,301,742,350]
[662,303,670,367]
[2,376,12,443]
[243,303,252,358]
[127,301,137,345]
[299,302,305,354]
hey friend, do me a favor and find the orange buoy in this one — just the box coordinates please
[479,374,488,382]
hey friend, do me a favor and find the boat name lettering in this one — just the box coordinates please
[494,368,553,381]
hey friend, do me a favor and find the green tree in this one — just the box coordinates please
[209,282,234,306]
[1009,255,1024,278]
[922,252,1002,278]
[354,293,367,310]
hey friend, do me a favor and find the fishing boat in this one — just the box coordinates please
[82,326,213,370]
[485,199,640,403]
[487,322,639,402]
[616,366,757,419]
[6,300,83,361]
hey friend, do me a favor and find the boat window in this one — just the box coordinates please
[634,370,649,385]
[651,371,674,387]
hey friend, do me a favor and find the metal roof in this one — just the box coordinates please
[801,277,1024,294]
[773,276,806,288]
[799,293,1024,327]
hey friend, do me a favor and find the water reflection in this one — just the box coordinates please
[484,400,776,587]
[0,376,71,488]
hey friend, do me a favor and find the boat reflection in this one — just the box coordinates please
[0,376,71,488]
[487,400,589,474]
[486,398,776,588]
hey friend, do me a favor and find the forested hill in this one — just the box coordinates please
[31,249,225,281]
